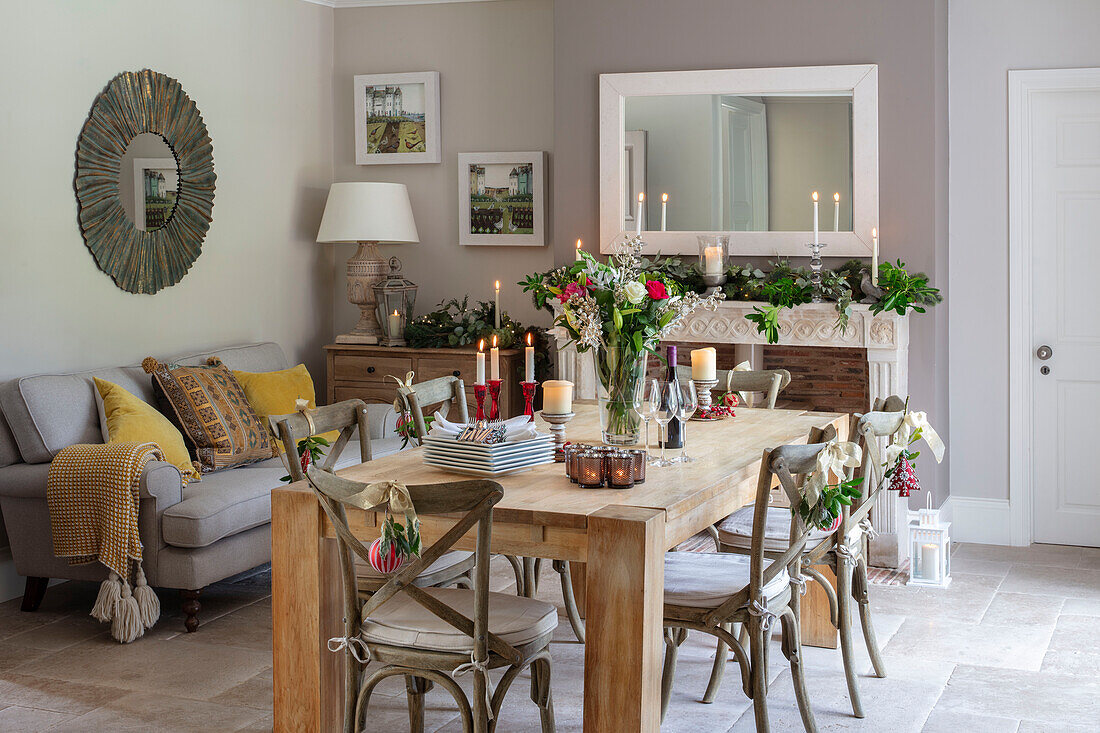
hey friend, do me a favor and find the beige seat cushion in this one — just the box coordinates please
[664,551,790,609]
[355,550,474,580]
[716,506,834,553]
[360,587,557,652]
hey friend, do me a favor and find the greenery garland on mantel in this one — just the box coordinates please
[523,255,941,344]
[404,296,554,382]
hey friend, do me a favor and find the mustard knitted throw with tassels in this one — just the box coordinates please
[47,442,162,643]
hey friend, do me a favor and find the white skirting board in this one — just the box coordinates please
[949,496,1015,545]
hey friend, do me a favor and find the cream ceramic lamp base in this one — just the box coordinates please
[336,241,387,345]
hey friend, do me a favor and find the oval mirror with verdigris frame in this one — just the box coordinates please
[74,70,215,294]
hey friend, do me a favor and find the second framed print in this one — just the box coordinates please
[353,71,441,165]
[458,151,546,246]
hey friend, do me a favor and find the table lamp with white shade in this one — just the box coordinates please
[317,182,419,344]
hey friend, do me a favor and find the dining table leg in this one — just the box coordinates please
[568,561,587,618]
[272,487,344,733]
[584,506,665,732]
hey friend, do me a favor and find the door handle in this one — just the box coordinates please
[1036,345,1053,360]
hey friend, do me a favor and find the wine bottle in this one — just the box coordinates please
[660,344,684,449]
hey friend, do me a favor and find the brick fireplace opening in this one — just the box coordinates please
[654,342,870,416]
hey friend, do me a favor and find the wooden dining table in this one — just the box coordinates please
[271,403,847,732]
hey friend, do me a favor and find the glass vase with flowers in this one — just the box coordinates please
[522,236,723,444]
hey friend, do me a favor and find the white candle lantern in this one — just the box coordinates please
[372,257,417,347]
[908,512,951,588]
[697,234,729,295]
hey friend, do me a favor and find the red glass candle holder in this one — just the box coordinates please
[488,379,503,420]
[520,381,537,422]
[473,384,487,421]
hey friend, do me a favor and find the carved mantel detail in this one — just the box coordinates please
[552,301,911,568]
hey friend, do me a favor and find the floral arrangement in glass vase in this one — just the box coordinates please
[522,236,724,444]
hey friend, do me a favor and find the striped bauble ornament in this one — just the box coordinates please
[368,537,405,574]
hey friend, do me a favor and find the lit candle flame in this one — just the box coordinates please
[575,238,582,250]
[526,332,533,346]
[392,309,399,317]
[638,192,645,202]
[812,191,819,202]
[492,334,498,347]
[494,280,500,290]
[661,193,668,202]
[834,192,840,202]
[872,227,878,238]
[478,338,485,352]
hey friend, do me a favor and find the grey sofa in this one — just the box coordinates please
[0,342,403,631]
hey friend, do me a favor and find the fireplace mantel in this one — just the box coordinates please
[552,301,910,567]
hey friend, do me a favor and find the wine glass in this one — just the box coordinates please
[675,380,698,463]
[650,379,678,467]
[636,378,657,456]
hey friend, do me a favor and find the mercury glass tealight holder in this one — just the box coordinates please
[577,452,605,488]
[542,411,575,462]
[629,448,648,483]
[607,453,636,489]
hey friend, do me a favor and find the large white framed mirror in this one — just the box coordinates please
[600,64,878,257]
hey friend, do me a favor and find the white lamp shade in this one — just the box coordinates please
[316,182,419,244]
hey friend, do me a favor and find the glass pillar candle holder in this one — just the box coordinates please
[577,453,605,488]
[697,234,729,296]
[607,453,636,489]
[629,449,647,483]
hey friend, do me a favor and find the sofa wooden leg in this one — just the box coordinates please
[181,589,201,632]
[20,577,49,612]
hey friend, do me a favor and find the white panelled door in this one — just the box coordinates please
[1028,85,1100,547]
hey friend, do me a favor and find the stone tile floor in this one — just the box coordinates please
[0,542,1096,731]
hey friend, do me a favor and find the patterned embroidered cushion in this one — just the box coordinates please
[142,357,273,473]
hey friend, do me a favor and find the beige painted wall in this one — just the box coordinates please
[553,0,951,506]
[624,95,717,231]
[948,0,1100,503]
[766,99,852,232]
[331,0,555,333]
[0,0,334,573]
[0,0,335,382]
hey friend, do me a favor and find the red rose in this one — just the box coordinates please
[558,282,586,303]
[645,280,668,300]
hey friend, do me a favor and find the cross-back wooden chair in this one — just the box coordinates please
[304,466,557,733]
[396,375,470,446]
[706,396,906,719]
[272,399,475,595]
[675,365,791,409]
[661,442,840,732]
[394,376,584,643]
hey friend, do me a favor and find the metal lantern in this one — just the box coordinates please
[908,507,952,588]
[372,257,418,347]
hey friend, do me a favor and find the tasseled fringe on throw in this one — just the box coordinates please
[92,561,161,643]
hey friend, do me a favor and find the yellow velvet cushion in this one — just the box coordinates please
[231,364,339,452]
[93,377,200,484]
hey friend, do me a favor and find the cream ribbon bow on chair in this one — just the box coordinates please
[345,480,418,524]
[805,438,862,507]
[295,398,317,436]
[727,360,753,407]
[885,411,945,466]
[388,371,416,413]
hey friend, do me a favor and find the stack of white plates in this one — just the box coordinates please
[422,433,555,476]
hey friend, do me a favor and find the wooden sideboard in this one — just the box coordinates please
[324,344,525,416]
